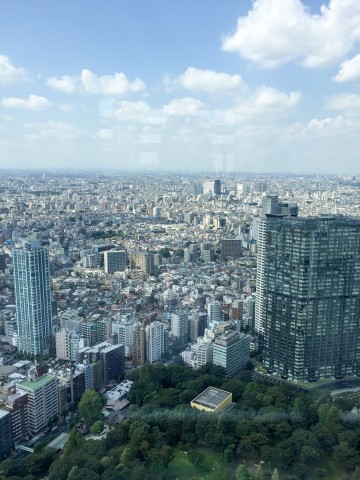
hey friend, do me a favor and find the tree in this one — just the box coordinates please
[78,389,103,425]
[63,427,85,456]
[91,420,104,435]
[223,444,236,463]
[236,464,251,480]
[159,445,175,467]
[333,442,360,472]
[23,450,55,476]
[68,466,100,480]
[271,468,280,480]
[0,458,23,478]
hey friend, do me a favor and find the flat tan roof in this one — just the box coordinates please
[191,386,231,410]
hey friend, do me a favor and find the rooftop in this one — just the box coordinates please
[191,386,231,410]
[47,433,69,450]
[19,374,55,391]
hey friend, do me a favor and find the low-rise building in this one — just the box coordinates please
[191,387,232,413]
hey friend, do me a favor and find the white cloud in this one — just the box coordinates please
[163,97,204,116]
[175,67,244,93]
[25,120,85,141]
[2,94,52,110]
[46,69,146,95]
[211,86,301,125]
[114,101,165,124]
[46,75,77,93]
[81,69,145,95]
[334,54,360,83]
[252,86,301,107]
[0,55,29,84]
[326,93,360,114]
[222,0,360,68]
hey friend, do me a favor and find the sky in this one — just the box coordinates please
[1,0,360,174]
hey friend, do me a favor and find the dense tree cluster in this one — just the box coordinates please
[1,363,360,480]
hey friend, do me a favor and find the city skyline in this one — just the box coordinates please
[1,0,360,173]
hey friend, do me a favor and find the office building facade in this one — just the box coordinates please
[19,374,59,434]
[212,331,250,376]
[171,311,189,348]
[146,321,164,363]
[256,215,360,381]
[104,250,127,274]
[0,410,12,455]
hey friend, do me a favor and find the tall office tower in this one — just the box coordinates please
[261,195,299,217]
[189,311,207,342]
[112,319,134,358]
[55,329,80,361]
[203,180,221,195]
[77,341,125,385]
[97,318,112,343]
[261,195,279,216]
[244,295,256,331]
[133,323,146,365]
[207,300,222,324]
[212,331,250,376]
[221,238,242,260]
[104,250,127,274]
[256,215,360,382]
[146,321,164,363]
[171,311,189,348]
[81,321,97,347]
[13,241,52,355]
[130,252,155,275]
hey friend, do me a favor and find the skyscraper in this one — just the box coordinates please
[256,215,360,382]
[171,311,189,348]
[13,241,53,355]
[146,321,164,363]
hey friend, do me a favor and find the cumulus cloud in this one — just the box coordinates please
[252,86,301,107]
[2,94,52,110]
[81,69,145,95]
[113,101,165,125]
[175,67,245,93]
[46,75,77,93]
[334,54,360,83]
[163,97,204,116]
[211,86,301,125]
[0,55,29,84]
[222,0,360,68]
[326,93,360,114]
[46,69,146,95]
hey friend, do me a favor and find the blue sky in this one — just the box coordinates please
[1,0,360,173]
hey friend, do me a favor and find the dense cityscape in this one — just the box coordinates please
[0,171,360,479]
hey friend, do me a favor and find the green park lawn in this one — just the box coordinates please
[151,448,231,480]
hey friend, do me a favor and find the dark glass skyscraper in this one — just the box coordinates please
[13,241,52,355]
[256,215,360,382]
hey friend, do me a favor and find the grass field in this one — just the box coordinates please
[150,448,232,480]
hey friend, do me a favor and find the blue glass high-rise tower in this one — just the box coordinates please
[13,240,52,355]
